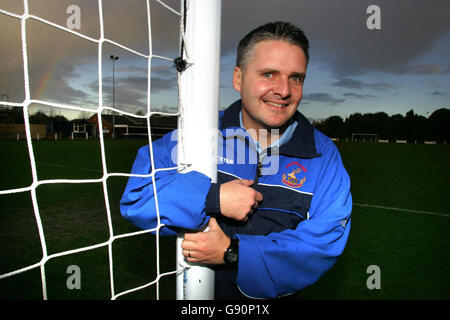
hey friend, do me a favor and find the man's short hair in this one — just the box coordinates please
[236,21,310,69]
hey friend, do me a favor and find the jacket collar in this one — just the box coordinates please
[219,100,320,159]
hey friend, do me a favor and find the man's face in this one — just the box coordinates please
[233,40,307,131]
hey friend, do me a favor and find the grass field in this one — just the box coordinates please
[0,138,449,300]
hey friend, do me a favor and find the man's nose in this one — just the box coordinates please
[273,76,291,98]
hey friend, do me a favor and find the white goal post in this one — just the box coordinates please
[351,133,378,142]
[176,0,221,300]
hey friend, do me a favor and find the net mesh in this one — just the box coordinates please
[0,0,187,300]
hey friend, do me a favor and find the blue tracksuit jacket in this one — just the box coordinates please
[120,100,352,299]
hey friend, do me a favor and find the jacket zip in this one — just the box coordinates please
[254,148,270,185]
[237,131,272,186]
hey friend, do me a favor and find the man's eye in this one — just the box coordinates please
[290,75,303,83]
[263,72,273,78]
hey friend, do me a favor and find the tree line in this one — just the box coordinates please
[0,108,70,124]
[2,107,449,143]
[313,108,450,143]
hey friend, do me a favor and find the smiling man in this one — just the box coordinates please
[120,22,352,300]
[234,37,307,147]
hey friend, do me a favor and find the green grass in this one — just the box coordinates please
[293,142,450,300]
[0,139,449,300]
[0,138,177,300]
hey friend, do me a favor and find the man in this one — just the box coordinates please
[120,21,352,299]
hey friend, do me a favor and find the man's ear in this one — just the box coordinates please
[232,66,242,92]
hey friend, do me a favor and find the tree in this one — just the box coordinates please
[428,108,450,142]
[0,107,24,123]
[314,116,345,138]
[29,111,50,124]
[312,108,450,143]
[78,111,91,120]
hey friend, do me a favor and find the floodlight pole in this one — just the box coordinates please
[110,55,119,138]
[176,0,222,300]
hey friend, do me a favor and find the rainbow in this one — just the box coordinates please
[33,38,70,101]
[34,66,53,101]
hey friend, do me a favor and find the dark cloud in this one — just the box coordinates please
[303,93,345,105]
[113,74,177,93]
[0,0,179,105]
[401,64,450,75]
[151,76,177,92]
[116,66,147,74]
[221,0,450,77]
[47,79,90,105]
[26,60,94,107]
[2,0,449,119]
[333,78,398,91]
[343,93,377,100]
[93,72,177,114]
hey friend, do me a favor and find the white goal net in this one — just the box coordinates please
[0,0,220,300]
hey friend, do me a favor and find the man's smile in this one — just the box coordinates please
[263,100,289,109]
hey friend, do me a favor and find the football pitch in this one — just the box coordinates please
[0,138,449,300]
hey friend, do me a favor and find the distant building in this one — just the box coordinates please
[73,113,178,139]
[0,109,177,139]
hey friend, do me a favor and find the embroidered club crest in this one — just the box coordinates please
[282,162,307,188]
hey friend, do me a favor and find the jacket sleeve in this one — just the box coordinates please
[120,131,212,236]
[235,137,352,298]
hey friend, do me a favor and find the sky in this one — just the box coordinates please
[0,0,449,121]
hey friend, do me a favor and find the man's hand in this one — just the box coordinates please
[220,179,263,221]
[181,218,230,265]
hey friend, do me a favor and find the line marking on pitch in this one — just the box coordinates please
[353,203,449,218]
